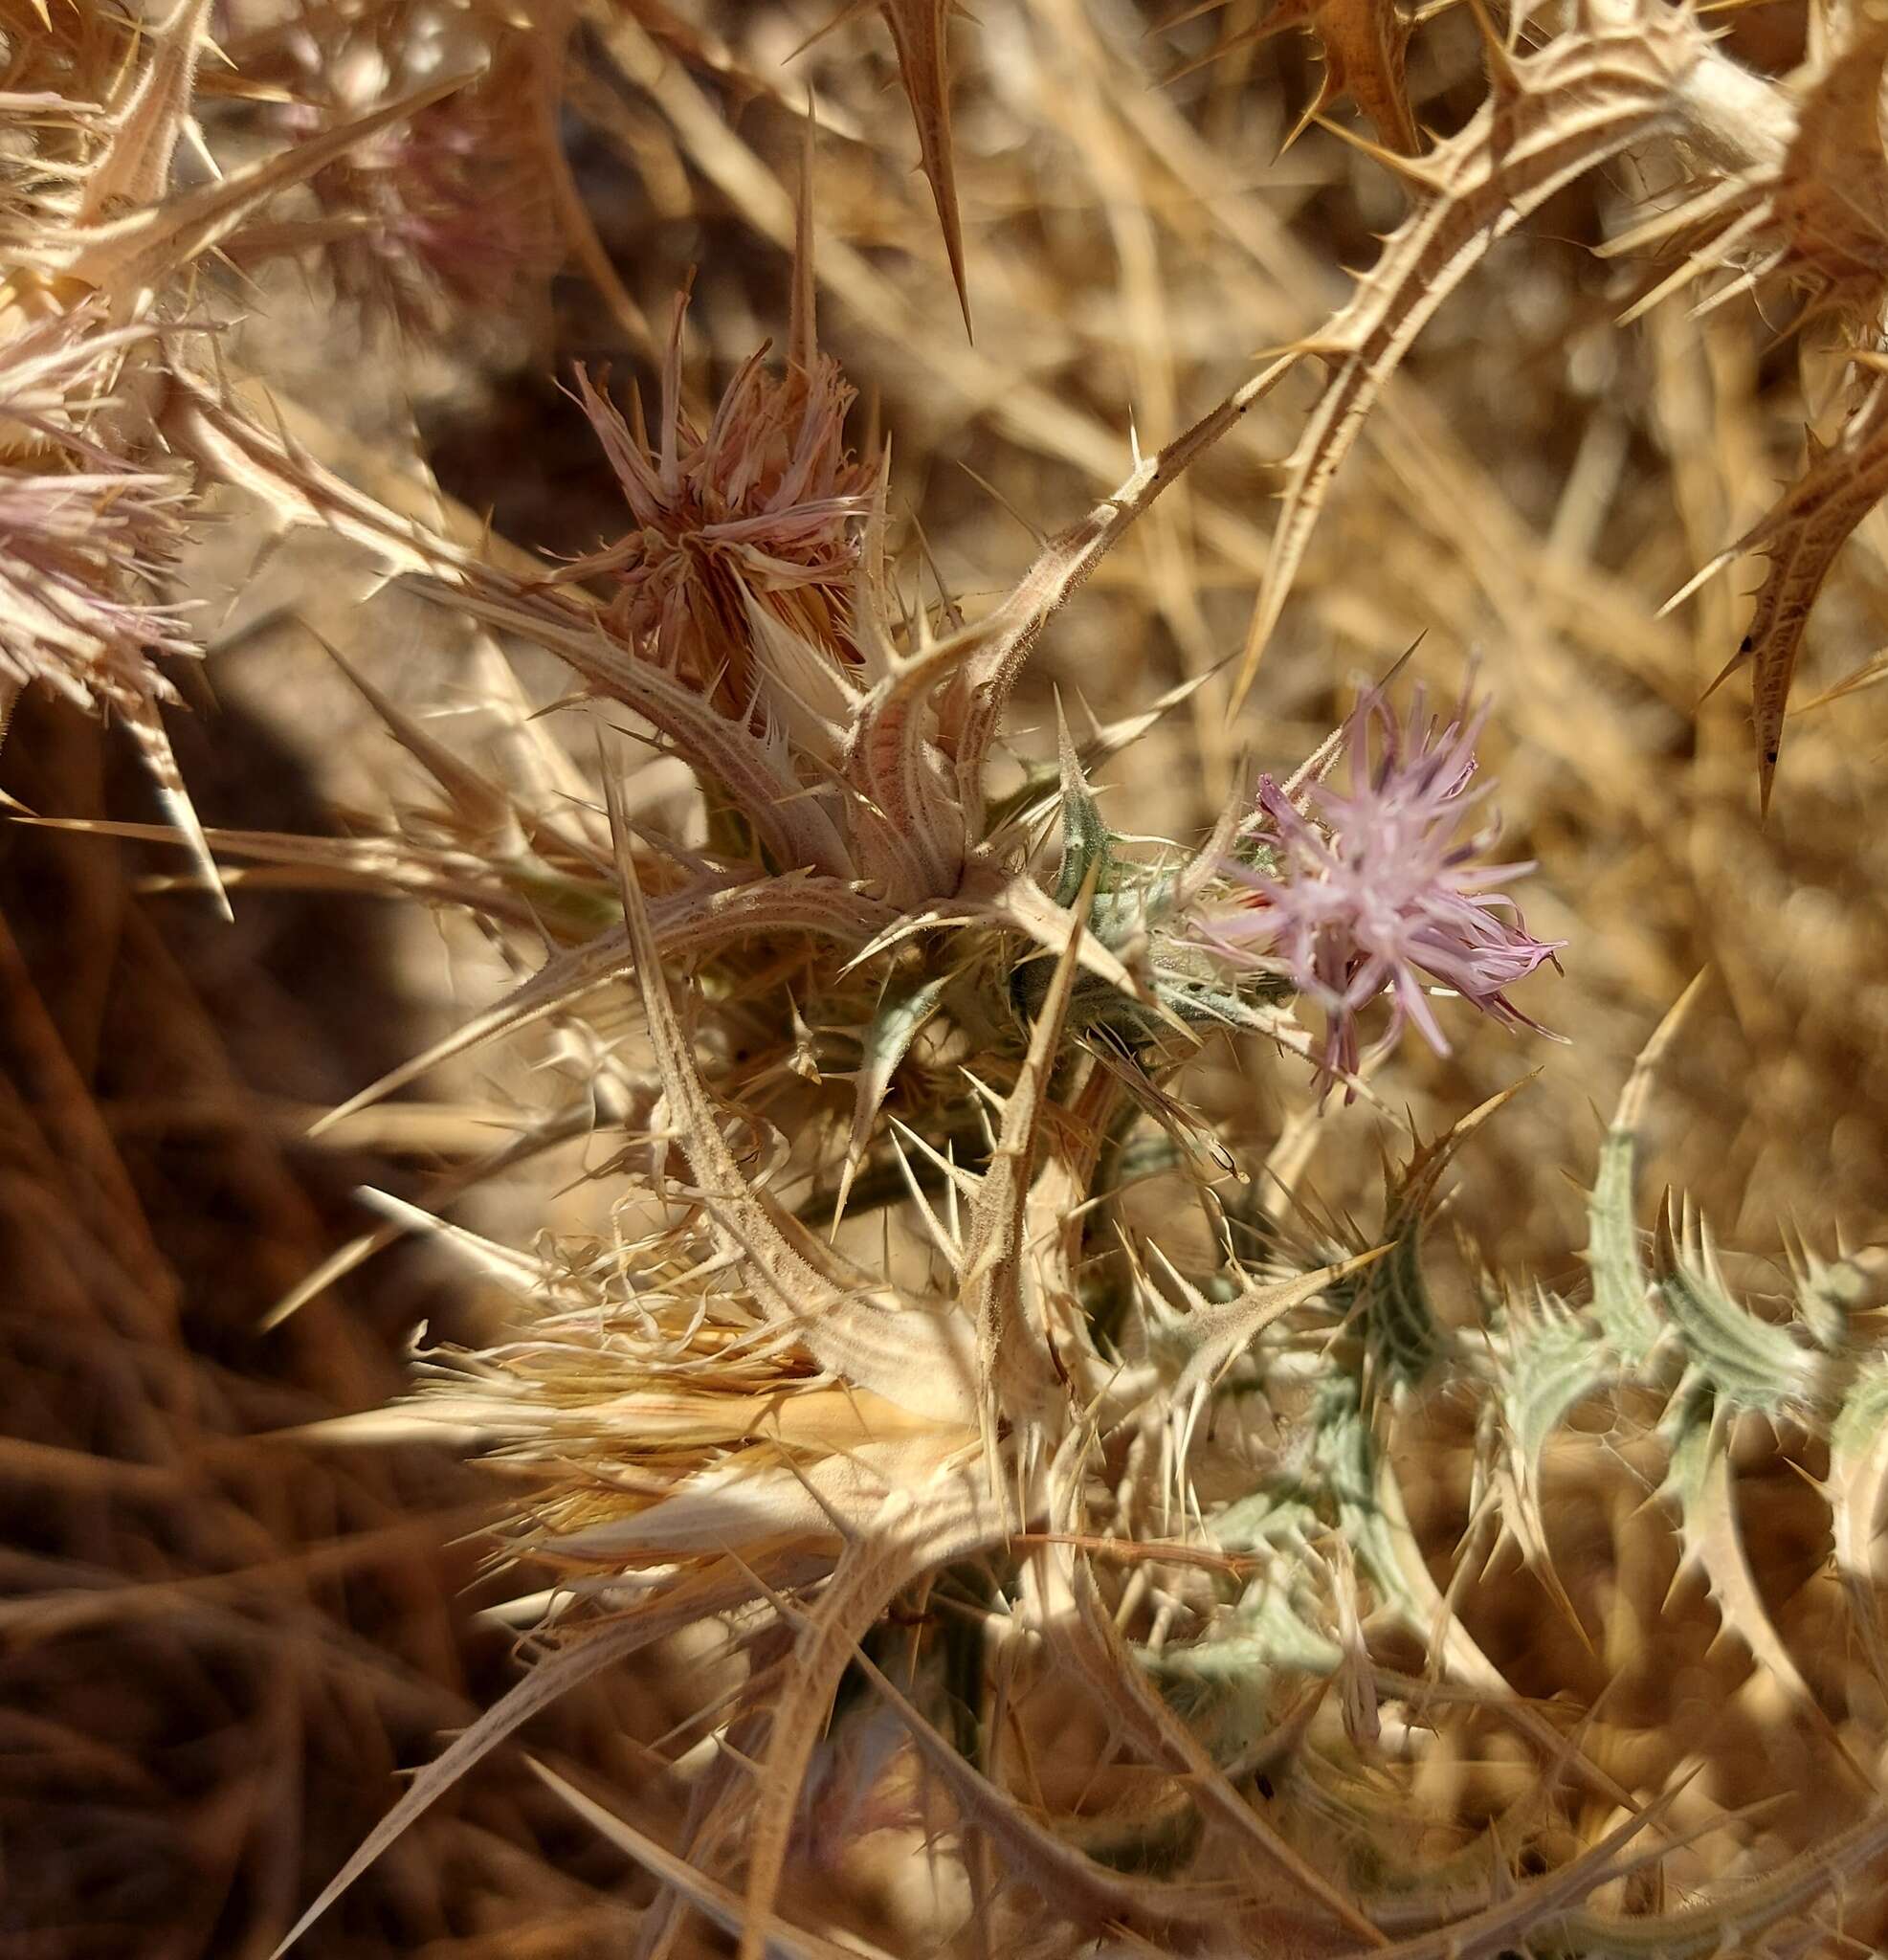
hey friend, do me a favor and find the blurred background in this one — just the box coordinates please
[5,0,1886,1951]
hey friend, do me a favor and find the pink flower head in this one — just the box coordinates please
[0,313,196,717]
[0,467,196,710]
[286,80,554,337]
[1206,681,1562,1090]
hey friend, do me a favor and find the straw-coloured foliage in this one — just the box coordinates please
[11,1,1888,1955]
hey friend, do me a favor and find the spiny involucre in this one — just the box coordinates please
[26,4,1888,1957]
[556,295,877,708]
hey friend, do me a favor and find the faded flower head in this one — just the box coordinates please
[1203,681,1561,1087]
[0,465,195,712]
[552,298,877,711]
[287,78,554,335]
[0,311,196,717]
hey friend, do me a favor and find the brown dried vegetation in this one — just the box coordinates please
[10,1,1888,1956]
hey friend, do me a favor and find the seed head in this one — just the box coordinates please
[554,300,875,713]
[1203,682,1562,1089]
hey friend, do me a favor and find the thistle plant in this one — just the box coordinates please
[15,2,1888,1957]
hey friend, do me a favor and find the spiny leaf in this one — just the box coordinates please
[117,684,232,921]
[1166,1247,1388,1511]
[1165,0,1421,154]
[1548,1795,1888,1959]
[1310,1378,1466,1668]
[1232,0,1713,708]
[960,862,1094,1481]
[833,968,952,1227]
[302,870,897,1138]
[21,813,523,916]
[1309,1377,1634,1810]
[418,576,857,878]
[854,1643,1233,1939]
[269,1582,747,1958]
[1051,695,1115,906]
[347,1189,599,1319]
[846,858,1149,1006]
[1055,1545,1390,1945]
[1479,1284,1608,1627]
[881,0,972,335]
[1827,1360,1888,1685]
[1766,11,1888,322]
[1790,1241,1875,1351]
[528,1759,899,1960]
[1355,1081,1525,1397]
[1693,370,1888,810]
[1655,1197,1827,1422]
[944,352,1297,821]
[1584,974,1705,1369]
[840,610,970,902]
[78,0,214,223]
[315,632,520,847]
[56,69,480,307]
[1656,1388,1835,1738]
[1344,1787,1678,1960]
[800,0,971,330]
[733,1480,1007,1960]
[162,368,500,585]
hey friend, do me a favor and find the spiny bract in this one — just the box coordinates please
[10,2,1888,1958]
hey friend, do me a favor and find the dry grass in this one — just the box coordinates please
[9,0,1888,1954]
[0,694,681,1956]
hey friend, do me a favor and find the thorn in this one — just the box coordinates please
[1309,114,1448,194]
[1697,634,1751,706]
[1659,549,1734,620]
[1465,0,1522,90]
[1275,85,1327,162]
[953,457,1047,544]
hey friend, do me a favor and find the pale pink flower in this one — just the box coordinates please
[0,313,196,718]
[1203,682,1562,1089]
[0,468,196,711]
[284,83,554,335]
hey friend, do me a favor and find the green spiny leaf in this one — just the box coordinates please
[1656,1381,1847,1756]
[1828,1358,1888,1685]
[1586,1124,1662,1369]
[833,967,953,1225]
[1053,697,1116,907]
[1584,978,1706,1370]
[1353,1084,1523,1395]
[1480,1286,1610,1630]
[1657,1199,1826,1423]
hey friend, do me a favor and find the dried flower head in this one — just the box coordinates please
[0,464,195,708]
[1203,682,1562,1086]
[551,300,876,710]
[0,310,195,720]
[288,78,555,334]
